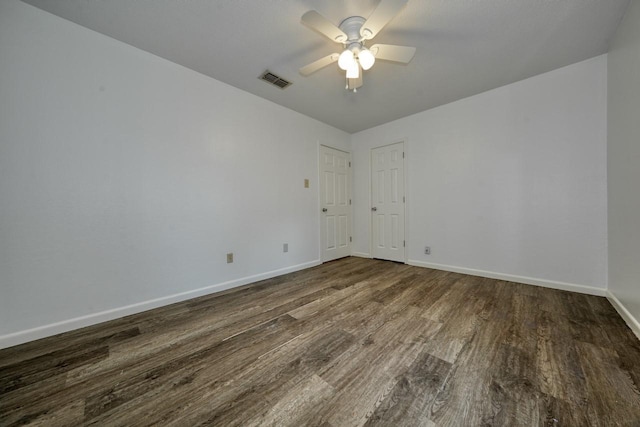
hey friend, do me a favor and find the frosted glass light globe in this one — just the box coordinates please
[346,61,359,79]
[358,48,375,70]
[338,49,356,71]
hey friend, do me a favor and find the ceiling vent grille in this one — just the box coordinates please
[259,71,292,89]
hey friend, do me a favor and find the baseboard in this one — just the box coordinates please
[407,259,607,297]
[351,252,372,258]
[607,291,640,341]
[0,260,321,350]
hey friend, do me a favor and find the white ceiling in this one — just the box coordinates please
[22,0,630,133]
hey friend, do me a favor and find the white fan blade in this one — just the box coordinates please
[300,53,340,76]
[301,11,348,43]
[360,0,408,40]
[370,44,416,63]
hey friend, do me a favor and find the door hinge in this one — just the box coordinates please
[350,236,352,242]
[403,240,406,247]
[349,161,351,167]
[403,196,405,203]
[402,152,405,158]
[349,199,352,205]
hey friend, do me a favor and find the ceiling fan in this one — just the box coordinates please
[299,0,416,92]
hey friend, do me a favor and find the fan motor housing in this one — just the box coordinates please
[338,16,366,44]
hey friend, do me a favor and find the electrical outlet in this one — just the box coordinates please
[226,252,233,263]
[425,246,431,255]
[283,243,288,253]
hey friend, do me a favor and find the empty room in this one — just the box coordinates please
[1,0,639,425]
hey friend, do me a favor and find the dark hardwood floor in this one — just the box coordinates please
[1,257,640,426]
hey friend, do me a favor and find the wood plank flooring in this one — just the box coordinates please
[1,257,640,426]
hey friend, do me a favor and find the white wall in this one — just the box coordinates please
[0,0,350,348]
[607,0,640,337]
[352,55,608,294]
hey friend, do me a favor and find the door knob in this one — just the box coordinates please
[322,208,328,212]
[371,207,377,212]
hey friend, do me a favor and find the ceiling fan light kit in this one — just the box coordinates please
[338,43,375,73]
[300,0,416,92]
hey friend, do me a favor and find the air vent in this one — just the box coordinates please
[259,71,292,89]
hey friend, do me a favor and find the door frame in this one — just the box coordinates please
[368,139,408,263]
[318,144,353,263]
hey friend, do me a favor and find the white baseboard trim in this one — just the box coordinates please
[351,252,372,258]
[406,259,607,297]
[606,291,640,341]
[0,260,321,350]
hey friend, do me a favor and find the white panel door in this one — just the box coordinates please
[320,146,351,262]
[371,142,405,262]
